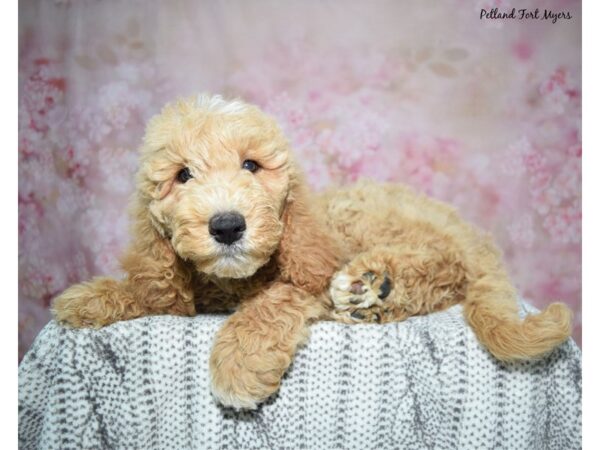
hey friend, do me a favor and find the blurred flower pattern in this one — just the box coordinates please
[19,0,581,358]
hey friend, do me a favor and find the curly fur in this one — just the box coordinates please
[52,94,573,409]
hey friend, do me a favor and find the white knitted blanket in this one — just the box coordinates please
[19,303,581,450]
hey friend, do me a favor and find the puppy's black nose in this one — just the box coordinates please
[209,212,246,245]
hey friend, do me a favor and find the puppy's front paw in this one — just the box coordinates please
[209,337,286,410]
[52,278,129,328]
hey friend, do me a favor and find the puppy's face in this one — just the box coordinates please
[138,95,291,279]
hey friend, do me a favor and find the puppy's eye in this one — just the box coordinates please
[242,160,260,173]
[176,167,193,183]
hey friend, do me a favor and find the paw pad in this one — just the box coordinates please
[350,308,382,323]
[351,310,365,320]
[330,267,394,324]
[378,275,392,299]
[350,281,366,295]
[360,271,392,300]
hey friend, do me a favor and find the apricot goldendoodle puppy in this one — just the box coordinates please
[52,94,572,409]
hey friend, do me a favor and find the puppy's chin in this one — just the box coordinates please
[198,254,270,280]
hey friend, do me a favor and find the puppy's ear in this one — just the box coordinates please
[119,195,195,315]
[276,169,342,294]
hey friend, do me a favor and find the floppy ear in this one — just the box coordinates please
[119,195,196,315]
[276,169,343,295]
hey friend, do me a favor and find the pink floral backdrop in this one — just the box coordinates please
[18,0,581,359]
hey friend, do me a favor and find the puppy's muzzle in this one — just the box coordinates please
[209,212,246,245]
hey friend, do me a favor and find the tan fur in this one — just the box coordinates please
[52,94,572,409]
[326,182,572,361]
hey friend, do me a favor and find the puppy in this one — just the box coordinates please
[52,94,572,409]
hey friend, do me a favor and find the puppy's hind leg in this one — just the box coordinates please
[329,240,468,324]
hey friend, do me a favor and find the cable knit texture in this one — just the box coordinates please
[19,302,581,450]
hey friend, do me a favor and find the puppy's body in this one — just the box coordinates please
[321,182,571,363]
[52,94,572,410]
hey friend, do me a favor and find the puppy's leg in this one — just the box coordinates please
[53,278,140,328]
[53,259,196,329]
[209,282,324,409]
[53,238,196,328]
[331,239,572,360]
[330,240,467,324]
[52,277,195,328]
